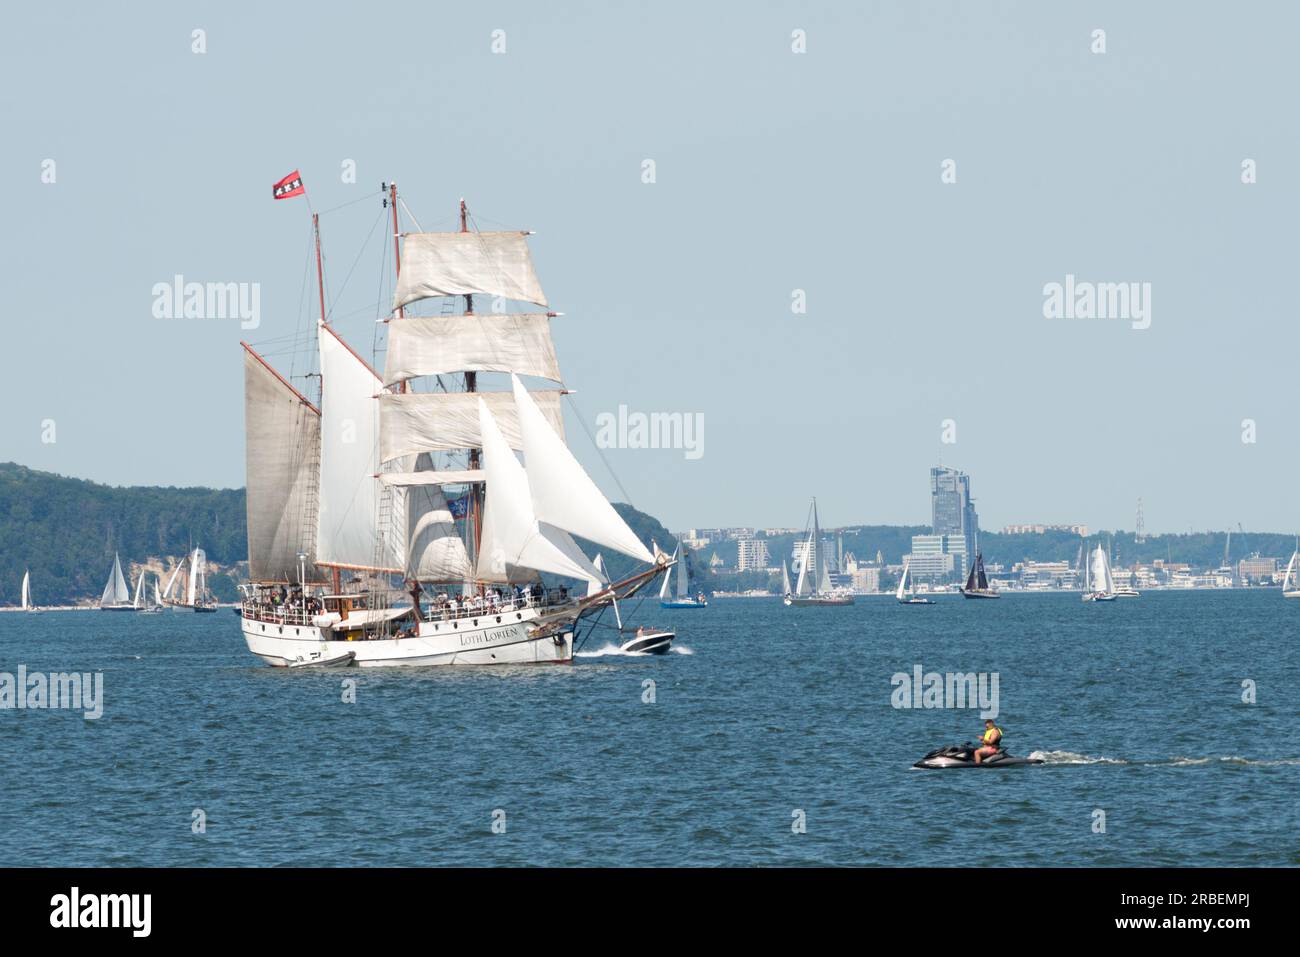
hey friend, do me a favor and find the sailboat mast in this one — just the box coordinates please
[460,198,484,584]
[313,213,343,595]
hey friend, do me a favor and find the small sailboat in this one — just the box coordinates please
[959,551,999,599]
[896,560,935,605]
[99,552,137,611]
[659,544,707,608]
[1283,544,1300,598]
[21,570,39,613]
[187,548,218,612]
[785,498,855,606]
[1081,543,1117,602]
[139,575,164,613]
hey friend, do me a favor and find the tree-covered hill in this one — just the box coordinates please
[0,463,245,604]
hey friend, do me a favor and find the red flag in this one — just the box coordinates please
[273,170,305,200]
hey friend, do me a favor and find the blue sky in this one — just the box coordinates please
[3,2,1298,534]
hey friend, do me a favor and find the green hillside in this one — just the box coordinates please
[0,463,245,605]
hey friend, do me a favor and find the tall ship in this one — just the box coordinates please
[959,551,999,599]
[237,186,666,667]
[99,552,136,611]
[784,498,854,606]
[659,544,707,608]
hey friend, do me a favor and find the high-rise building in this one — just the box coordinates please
[930,466,979,576]
[736,538,770,572]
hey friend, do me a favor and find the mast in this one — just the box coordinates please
[314,212,343,596]
[460,198,483,588]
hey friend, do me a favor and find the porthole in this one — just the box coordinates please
[496,616,501,623]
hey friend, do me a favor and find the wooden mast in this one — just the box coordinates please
[313,213,344,596]
[461,198,484,589]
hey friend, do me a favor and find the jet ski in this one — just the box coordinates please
[913,742,1044,769]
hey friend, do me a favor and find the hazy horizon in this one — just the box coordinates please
[5,2,1299,535]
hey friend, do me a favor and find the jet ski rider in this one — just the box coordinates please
[973,719,1003,764]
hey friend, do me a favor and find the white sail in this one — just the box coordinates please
[393,231,548,311]
[163,563,183,600]
[676,549,690,596]
[795,531,814,596]
[1089,546,1114,595]
[188,549,206,605]
[1284,551,1300,594]
[243,345,320,581]
[379,389,566,463]
[379,469,484,487]
[511,375,653,564]
[587,554,607,598]
[316,324,404,572]
[897,560,910,601]
[133,568,145,608]
[101,553,130,605]
[384,314,562,386]
[153,579,162,607]
[21,571,30,610]
[404,453,472,582]
[781,560,792,595]
[474,400,602,583]
[817,551,833,594]
[660,545,680,599]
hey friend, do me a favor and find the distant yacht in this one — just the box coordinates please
[784,498,855,606]
[1283,546,1300,598]
[21,569,38,613]
[186,548,218,612]
[99,552,137,611]
[659,544,707,608]
[1081,544,1117,602]
[896,559,935,605]
[959,551,999,599]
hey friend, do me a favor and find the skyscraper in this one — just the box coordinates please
[930,466,979,577]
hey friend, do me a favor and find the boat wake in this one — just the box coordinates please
[576,641,693,659]
[1027,750,1300,767]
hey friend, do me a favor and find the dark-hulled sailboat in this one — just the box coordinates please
[959,551,999,599]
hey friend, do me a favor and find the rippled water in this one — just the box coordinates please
[1,590,1296,866]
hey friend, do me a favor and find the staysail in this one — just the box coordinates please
[511,375,653,564]
[474,399,602,583]
[242,344,321,581]
[660,544,680,599]
[21,571,30,610]
[781,560,792,595]
[316,324,405,572]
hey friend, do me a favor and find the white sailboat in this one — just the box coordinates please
[188,548,216,612]
[896,559,935,605]
[1081,543,1117,602]
[660,543,707,608]
[99,552,136,611]
[1283,546,1300,598]
[785,497,854,606]
[780,560,792,597]
[21,570,38,613]
[140,576,164,613]
[237,192,666,667]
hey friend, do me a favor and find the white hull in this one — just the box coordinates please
[1284,590,1300,599]
[240,605,574,668]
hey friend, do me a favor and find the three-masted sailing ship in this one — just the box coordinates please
[959,551,999,599]
[784,497,854,606]
[237,186,667,667]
